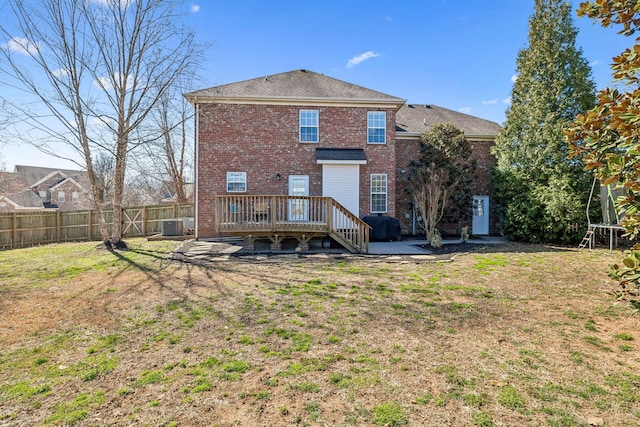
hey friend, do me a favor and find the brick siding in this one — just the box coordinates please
[196,103,397,238]
[394,137,497,236]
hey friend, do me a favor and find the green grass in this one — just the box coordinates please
[43,391,105,425]
[372,402,408,426]
[0,239,178,287]
[497,386,525,409]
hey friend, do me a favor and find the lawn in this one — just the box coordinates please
[0,239,638,426]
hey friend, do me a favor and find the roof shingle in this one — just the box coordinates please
[396,104,501,136]
[185,69,405,105]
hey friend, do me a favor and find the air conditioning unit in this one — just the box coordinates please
[161,219,183,236]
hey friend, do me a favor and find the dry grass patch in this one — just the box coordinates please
[0,240,639,426]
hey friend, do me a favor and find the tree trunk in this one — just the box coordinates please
[110,133,128,249]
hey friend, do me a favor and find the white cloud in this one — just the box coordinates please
[385,16,392,21]
[511,74,518,83]
[590,59,600,67]
[459,107,472,114]
[502,97,512,105]
[94,73,134,91]
[53,68,69,78]
[2,36,39,55]
[482,99,498,105]
[190,4,200,13]
[346,51,381,69]
[89,116,110,126]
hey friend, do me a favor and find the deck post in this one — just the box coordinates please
[270,196,276,231]
[296,234,311,251]
[269,234,283,250]
[242,234,256,250]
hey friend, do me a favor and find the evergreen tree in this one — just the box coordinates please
[492,0,596,243]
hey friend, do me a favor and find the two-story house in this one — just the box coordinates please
[0,165,92,212]
[185,69,500,251]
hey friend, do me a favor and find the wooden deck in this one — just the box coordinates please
[214,195,370,253]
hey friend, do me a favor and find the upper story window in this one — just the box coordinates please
[370,174,388,213]
[367,111,386,144]
[58,191,65,203]
[72,192,79,203]
[38,191,46,200]
[299,110,319,142]
[226,172,247,192]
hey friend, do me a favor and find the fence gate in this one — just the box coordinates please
[122,207,144,236]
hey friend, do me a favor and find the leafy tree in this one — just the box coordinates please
[0,0,202,249]
[565,1,640,304]
[407,122,475,245]
[492,0,596,243]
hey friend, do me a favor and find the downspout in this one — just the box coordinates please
[194,97,199,240]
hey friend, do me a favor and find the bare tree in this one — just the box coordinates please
[92,152,115,207]
[129,81,194,204]
[0,0,202,248]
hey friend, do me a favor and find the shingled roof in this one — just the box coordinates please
[185,69,406,106]
[0,172,44,208]
[396,104,501,137]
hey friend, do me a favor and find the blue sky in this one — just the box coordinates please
[0,0,632,170]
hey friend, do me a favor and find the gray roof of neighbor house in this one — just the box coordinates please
[14,165,86,184]
[396,104,501,137]
[9,190,44,208]
[0,172,44,208]
[184,69,406,106]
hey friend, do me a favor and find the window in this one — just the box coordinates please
[38,191,46,200]
[226,172,247,192]
[367,111,386,144]
[371,174,388,213]
[299,110,318,142]
[58,191,65,203]
[72,192,79,203]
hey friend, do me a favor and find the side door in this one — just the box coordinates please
[288,175,309,221]
[472,195,490,235]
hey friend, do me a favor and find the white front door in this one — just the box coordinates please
[322,164,359,215]
[288,175,309,221]
[472,195,489,235]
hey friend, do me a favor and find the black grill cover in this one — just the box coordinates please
[362,215,401,241]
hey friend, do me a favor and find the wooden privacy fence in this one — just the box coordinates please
[0,203,194,250]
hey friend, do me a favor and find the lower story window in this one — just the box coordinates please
[371,173,387,213]
[227,172,247,192]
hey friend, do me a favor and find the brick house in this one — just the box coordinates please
[0,165,92,212]
[185,69,500,246]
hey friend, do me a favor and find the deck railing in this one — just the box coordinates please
[214,195,369,253]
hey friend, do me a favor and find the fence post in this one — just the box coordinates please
[142,205,147,237]
[87,209,92,241]
[56,210,61,243]
[12,212,17,249]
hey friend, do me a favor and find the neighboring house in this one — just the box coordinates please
[0,165,92,212]
[185,69,500,245]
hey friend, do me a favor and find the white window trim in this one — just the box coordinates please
[370,173,388,213]
[367,111,386,144]
[226,172,247,193]
[299,109,319,143]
